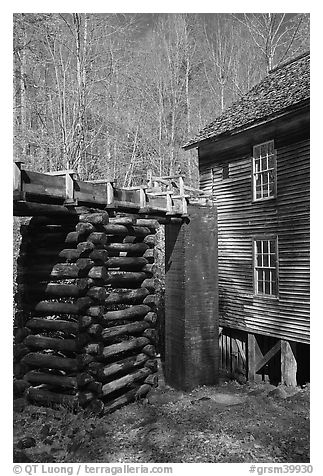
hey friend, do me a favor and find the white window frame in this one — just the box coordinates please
[252,140,276,201]
[253,236,278,297]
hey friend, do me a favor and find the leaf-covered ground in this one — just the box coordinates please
[13,380,310,464]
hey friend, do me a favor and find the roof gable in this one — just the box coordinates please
[183,52,310,150]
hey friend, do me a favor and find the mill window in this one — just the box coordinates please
[252,140,276,200]
[254,237,278,296]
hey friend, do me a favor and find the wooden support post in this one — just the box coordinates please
[281,340,297,387]
[247,333,256,382]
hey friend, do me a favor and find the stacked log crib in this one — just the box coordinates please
[14,211,160,414]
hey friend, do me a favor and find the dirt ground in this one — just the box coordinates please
[13,379,310,464]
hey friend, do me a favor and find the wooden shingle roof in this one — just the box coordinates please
[183,52,310,150]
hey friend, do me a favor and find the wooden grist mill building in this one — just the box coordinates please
[183,52,310,386]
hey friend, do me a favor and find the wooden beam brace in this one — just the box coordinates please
[255,340,281,373]
[235,339,246,364]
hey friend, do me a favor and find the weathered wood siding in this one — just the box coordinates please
[199,138,310,344]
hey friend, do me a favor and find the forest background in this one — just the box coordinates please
[13,13,310,187]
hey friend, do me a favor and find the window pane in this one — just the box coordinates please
[254,238,278,296]
[263,253,269,267]
[257,270,263,293]
[267,141,274,154]
[261,157,267,170]
[254,146,261,159]
[261,144,267,157]
[268,155,275,168]
[253,141,275,200]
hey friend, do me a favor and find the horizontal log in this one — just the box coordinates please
[88,266,107,280]
[105,257,147,270]
[141,279,156,293]
[64,231,87,245]
[143,249,154,262]
[14,201,80,217]
[142,264,154,276]
[87,323,103,338]
[134,219,159,229]
[104,271,147,287]
[105,288,149,306]
[145,373,158,387]
[95,353,148,381]
[130,226,152,237]
[102,337,150,360]
[21,352,78,372]
[76,296,93,311]
[86,286,107,302]
[101,321,149,341]
[24,335,78,353]
[87,306,104,318]
[77,372,95,387]
[77,241,95,255]
[102,304,151,322]
[77,354,95,370]
[32,301,80,315]
[104,388,137,414]
[79,212,109,225]
[144,312,158,326]
[142,344,156,357]
[87,232,107,246]
[104,242,149,256]
[26,388,77,407]
[87,361,103,375]
[143,235,156,247]
[102,224,129,235]
[24,371,78,389]
[84,343,104,356]
[143,328,158,343]
[143,294,159,308]
[78,315,94,329]
[102,367,151,396]
[89,249,110,263]
[21,280,88,298]
[75,222,95,235]
[144,359,158,372]
[109,217,135,225]
[55,249,81,261]
[26,318,78,334]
